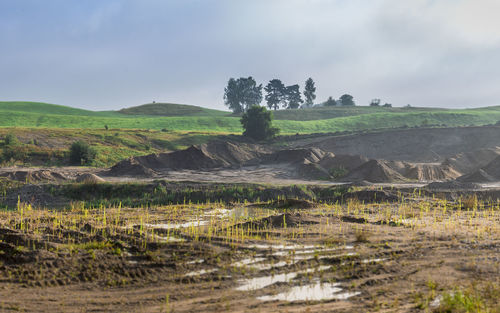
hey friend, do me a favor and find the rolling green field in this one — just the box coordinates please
[2,101,500,134]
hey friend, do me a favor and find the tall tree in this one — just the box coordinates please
[285,84,303,109]
[240,106,279,140]
[223,78,243,113]
[223,77,263,113]
[339,94,355,106]
[264,79,286,110]
[303,78,316,107]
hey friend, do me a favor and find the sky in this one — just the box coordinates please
[1,0,500,111]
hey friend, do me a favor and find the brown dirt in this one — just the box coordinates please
[0,169,67,183]
[75,173,105,183]
[0,196,498,312]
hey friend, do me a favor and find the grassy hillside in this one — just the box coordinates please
[0,128,222,167]
[0,101,118,117]
[2,101,500,134]
[119,102,229,117]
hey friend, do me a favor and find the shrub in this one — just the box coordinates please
[240,106,279,141]
[4,133,19,146]
[70,141,97,165]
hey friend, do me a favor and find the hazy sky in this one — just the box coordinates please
[1,0,500,111]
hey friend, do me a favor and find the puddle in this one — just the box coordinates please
[185,268,218,277]
[272,247,353,257]
[231,257,267,267]
[231,207,273,220]
[145,220,209,229]
[235,266,331,291]
[155,235,185,243]
[204,208,231,217]
[257,282,343,301]
[361,258,387,264]
[186,259,204,265]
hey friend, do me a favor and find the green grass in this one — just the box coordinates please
[119,102,229,117]
[0,128,222,167]
[2,101,500,135]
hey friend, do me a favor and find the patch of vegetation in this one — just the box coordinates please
[434,284,500,313]
[329,166,348,179]
[70,141,97,166]
[55,182,348,208]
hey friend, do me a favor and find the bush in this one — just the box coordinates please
[240,106,279,141]
[4,133,19,146]
[70,141,97,165]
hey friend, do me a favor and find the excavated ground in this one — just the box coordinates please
[3,126,500,185]
[0,194,498,312]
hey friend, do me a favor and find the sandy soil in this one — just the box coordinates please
[0,195,498,312]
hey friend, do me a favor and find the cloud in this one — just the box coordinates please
[0,0,499,110]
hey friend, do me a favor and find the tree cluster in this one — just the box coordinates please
[323,94,356,106]
[224,77,316,113]
[223,77,263,114]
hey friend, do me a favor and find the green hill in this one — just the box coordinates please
[2,100,500,134]
[0,101,118,117]
[118,102,229,117]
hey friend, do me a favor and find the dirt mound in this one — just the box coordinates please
[478,155,500,178]
[75,173,105,183]
[265,199,315,210]
[0,170,67,183]
[239,213,319,229]
[319,154,369,171]
[456,155,500,182]
[396,163,461,181]
[107,158,157,177]
[343,160,407,183]
[262,148,327,164]
[425,181,481,190]
[457,169,496,183]
[442,147,500,174]
[338,190,400,203]
[296,161,331,180]
[108,141,267,176]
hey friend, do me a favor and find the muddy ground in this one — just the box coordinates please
[0,190,498,312]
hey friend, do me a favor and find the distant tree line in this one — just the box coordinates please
[223,76,394,113]
[224,77,317,113]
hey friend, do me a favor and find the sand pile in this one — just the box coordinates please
[0,170,67,183]
[425,181,482,190]
[342,160,407,183]
[319,154,369,171]
[107,141,266,176]
[104,139,495,183]
[75,173,105,183]
[458,155,500,182]
[442,147,500,174]
[262,148,328,164]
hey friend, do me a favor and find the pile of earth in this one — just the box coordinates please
[105,141,269,177]
[0,170,67,183]
[457,155,500,183]
[104,140,500,183]
[237,213,319,229]
[75,173,105,184]
[425,180,482,190]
